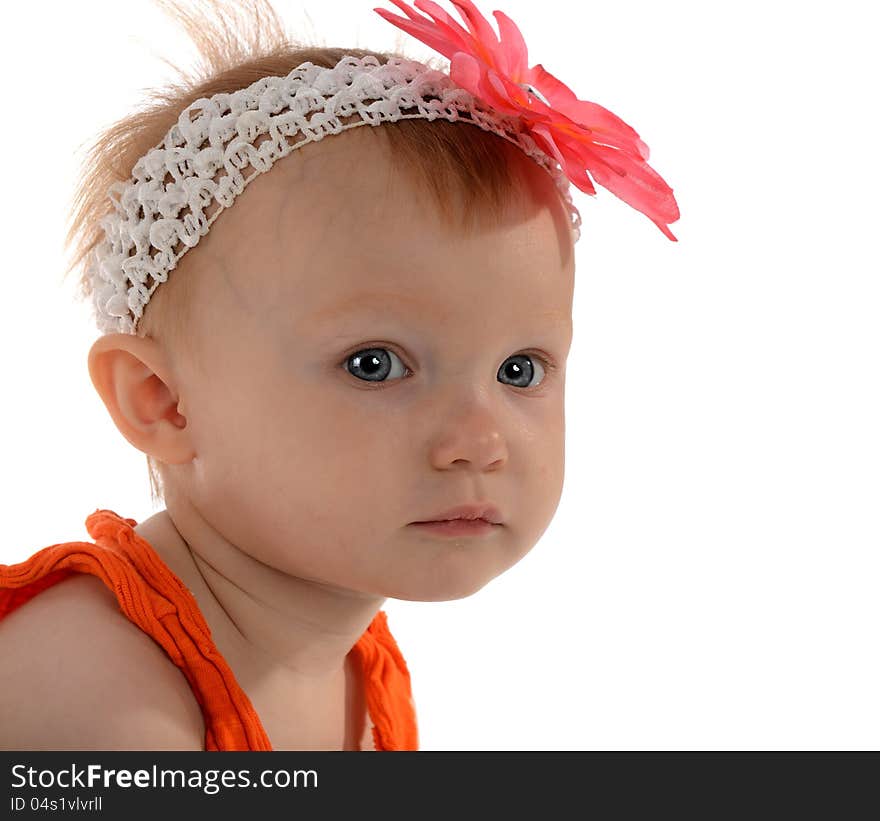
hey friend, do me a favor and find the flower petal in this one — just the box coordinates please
[448,51,482,98]
[554,126,680,239]
[526,64,649,161]
[417,0,499,71]
[374,3,471,60]
[412,0,477,49]
[448,0,500,50]
[380,0,426,22]
[375,0,680,241]
[492,10,528,79]
[487,67,559,121]
[485,68,526,116]
[529,122,597,196]
[450,53,519,116]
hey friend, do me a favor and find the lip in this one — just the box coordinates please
[412,503,503,525]
[410,519,498,537]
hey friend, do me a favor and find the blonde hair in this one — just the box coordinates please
[62,0,563,506]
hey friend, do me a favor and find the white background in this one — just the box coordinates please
[0,0,877,750]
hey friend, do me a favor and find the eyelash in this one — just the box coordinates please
[340,343,558,391]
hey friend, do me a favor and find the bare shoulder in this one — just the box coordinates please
[0,573,204,750]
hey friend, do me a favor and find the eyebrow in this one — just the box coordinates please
[304,292,433,327]
[304,292,571,328]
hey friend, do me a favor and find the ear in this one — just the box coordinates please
[87,333,194,466]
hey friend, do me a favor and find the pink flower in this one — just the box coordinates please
[374,0,680,240]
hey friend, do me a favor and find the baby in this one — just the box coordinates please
[0,0,677,751]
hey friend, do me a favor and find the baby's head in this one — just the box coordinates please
[67,0,576,602]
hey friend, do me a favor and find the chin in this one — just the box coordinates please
[383,568,498,603]
[371,524,527,601]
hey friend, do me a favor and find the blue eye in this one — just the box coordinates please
[345,347,409,383]
[343,347,551,389]
[497,353,546,389]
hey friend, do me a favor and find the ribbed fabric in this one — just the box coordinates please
[0,508,418,751]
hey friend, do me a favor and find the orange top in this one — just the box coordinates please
[0,508,419,751]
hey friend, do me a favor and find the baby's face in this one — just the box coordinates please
[171,129,574,601]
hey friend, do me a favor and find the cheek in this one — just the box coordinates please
[234,394,401,501]
[534,452,564,503]
[307,391,407,459]
[525,412,566,499]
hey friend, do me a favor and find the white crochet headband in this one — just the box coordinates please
[87,54,583,336]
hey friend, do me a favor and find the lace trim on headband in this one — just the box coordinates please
[85,54,582,335]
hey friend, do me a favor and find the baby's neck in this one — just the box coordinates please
[132,504,383,682]
[133,506,377,749]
